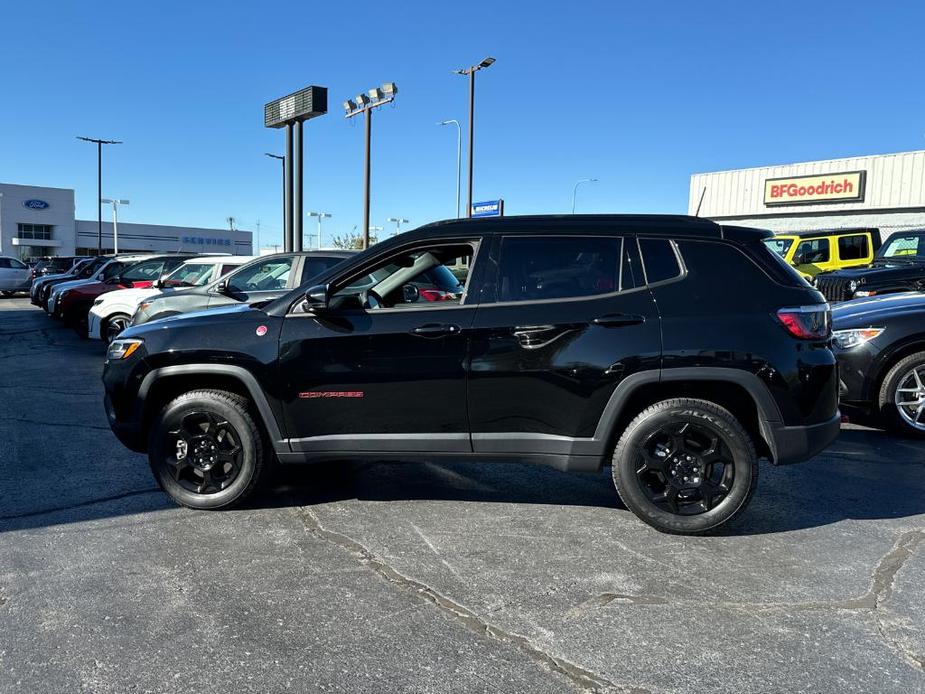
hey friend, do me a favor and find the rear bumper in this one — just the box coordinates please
[766,413,841,465]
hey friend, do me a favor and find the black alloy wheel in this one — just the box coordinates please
[148,389,267,509]
[612,398,758,535]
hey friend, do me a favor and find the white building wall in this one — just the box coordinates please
[0,183,76,257]
[75,220,252,255]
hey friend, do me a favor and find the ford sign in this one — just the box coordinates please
[23,199,50,210]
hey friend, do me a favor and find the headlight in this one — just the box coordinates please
[832,328,884,350]
[107,339,143,360]
[848,280,858,292]
[137,302,151,313]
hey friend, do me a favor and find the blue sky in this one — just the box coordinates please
[2,1,924,248]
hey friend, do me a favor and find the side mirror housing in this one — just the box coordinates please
[302,283,330,313]
[215,279,231,295]
[402,284,420,303]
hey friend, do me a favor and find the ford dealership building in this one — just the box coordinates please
[0,182,252,260]
[689,149,925,240]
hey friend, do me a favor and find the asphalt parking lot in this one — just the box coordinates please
[1,296,924,693]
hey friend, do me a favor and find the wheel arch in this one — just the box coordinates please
[869,338,925,404]
[139,365,287,453]
[597,368,781,464]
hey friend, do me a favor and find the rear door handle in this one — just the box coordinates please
[591,313,646,327]
[411,323,461,337]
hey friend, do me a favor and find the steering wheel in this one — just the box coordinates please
[360,288,383,310]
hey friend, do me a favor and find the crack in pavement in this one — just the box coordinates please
[295,506,651,694]
[0,488,162,522]
[569,530,925,674]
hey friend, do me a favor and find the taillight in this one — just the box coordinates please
[775,304,831,340]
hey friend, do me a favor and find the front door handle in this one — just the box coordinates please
[591,313,646,327]
[411,323,461,337]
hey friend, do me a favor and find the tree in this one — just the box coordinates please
[331,231,378,250]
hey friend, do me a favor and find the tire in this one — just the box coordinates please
[611,398,758,535]
[877,352,925,438]
[148,389,267,510]
[103,313,131,343]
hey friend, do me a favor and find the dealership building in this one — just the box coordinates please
[0,182,252,260]
[689,149,925,240]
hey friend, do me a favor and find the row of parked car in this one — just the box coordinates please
[10,216,925,535]
[26,250,353,341]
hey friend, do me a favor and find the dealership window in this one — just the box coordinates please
[837,235,869,261]
[795,238,830,264]
[17,223,54,240]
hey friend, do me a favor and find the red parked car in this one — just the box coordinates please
[55,255,197,333]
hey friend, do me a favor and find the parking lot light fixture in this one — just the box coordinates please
[454,57,495,217]
[344,82,399,249]
[77,136,123,254]
[388,217,410,236]
[308,211,332,250]
[571,178,599,214]
[100,199,129,254]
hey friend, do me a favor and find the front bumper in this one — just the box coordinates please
[766,413,841,465]
[87,308,104,341]
[104,393,145,452]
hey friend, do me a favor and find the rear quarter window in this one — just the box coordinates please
[638,239,682,284]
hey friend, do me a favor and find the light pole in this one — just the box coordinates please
[571,178,599,214]
[77,136,122,254]
[101,199,129,253]
[264,153,285,249]
[388,217,409,236]
[343,82,399,250]
[308,211,331,250]
[455,57,495,217]
[438,120,462,218]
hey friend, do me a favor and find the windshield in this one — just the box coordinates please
[878,233,925,259]
[98,261,126,280]
[763,238,794,258]
[162,262,217,287]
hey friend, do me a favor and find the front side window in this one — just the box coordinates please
[497,236,621,302]
[795,238,830,264]
[164,262,218,287]
[880,233,925,258]
[638,238,682,283]
[837,234,869,261]
[227,257,294,293]
[329,244,473,310]
[122,259,166,282]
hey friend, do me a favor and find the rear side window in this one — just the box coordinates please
[497,236,621,302]
[838,235,869,260]
[638,239,682,284]
[0,259,10,269]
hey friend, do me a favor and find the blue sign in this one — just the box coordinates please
[182,236,232,247]
[23,199,50,210]
[471,199,503,218]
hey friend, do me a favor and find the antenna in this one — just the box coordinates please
[695,187,707,217]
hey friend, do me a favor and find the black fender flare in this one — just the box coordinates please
[138,364,288,453]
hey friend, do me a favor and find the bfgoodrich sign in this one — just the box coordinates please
[764,171,866,206]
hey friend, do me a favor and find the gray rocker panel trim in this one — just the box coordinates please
[289,433,471,454]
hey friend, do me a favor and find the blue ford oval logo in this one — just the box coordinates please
[23,199,50,210]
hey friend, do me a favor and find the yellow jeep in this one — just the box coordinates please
[763,228,881,279]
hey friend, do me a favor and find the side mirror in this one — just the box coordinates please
[152,273,168,289]
[402,284,420,303]
[302,283,330,313]
[215,279,231,295]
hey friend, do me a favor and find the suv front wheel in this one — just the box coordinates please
[612,398,758,535]
[148,389,267,509]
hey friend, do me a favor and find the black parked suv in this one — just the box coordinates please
[103,215,840,534]
[815,229,925,302]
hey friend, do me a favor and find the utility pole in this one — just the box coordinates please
[77,136,122,254]
[101,199,129,254]
[438,120,462,217]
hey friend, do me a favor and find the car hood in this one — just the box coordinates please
[51,278,96,294]
[833,291,925,326]
[818,259,925,280]
[98,286,162,307]
[121,302,259,338]
[38,271,77,283]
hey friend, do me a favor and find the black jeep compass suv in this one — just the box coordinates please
[103,215,840,534]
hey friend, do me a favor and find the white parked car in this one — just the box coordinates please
[87,255,256,342]
[0,256,32,296]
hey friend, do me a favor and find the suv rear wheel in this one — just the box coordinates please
[148,389,267,509]
[878,352,925,438]
[612,398,758,535]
